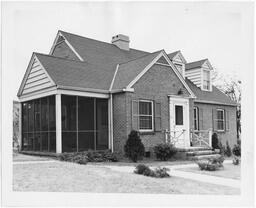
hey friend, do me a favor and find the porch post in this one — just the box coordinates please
[108,94,114,152]
[18,102,22,151]
[56,94,62,153]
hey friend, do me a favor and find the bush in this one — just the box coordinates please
[211,133,219,149]
[232,143,241,156]
[196,155,224,171]
[58,150,118,164]
[224,141,232,157]
[218,141,225,156]
[232,156,240,165]
[134,164,170,178]
[153,143,177,161]
[124,130,145,162]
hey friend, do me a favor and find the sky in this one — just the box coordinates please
[2,1,254,101]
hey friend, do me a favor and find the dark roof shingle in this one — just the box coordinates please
[185,59,208,70]
[185,78,237,106]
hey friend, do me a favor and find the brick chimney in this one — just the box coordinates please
[111,34,130,51]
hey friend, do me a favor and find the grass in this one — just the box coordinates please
[13,159,239,194]
[178,163,241,180]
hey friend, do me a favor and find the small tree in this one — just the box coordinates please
[124,130,145,162]
[225,141,232,157]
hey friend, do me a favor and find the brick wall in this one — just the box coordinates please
[52,41,80,61]
[192,102,237,148]
[112,63,191,155]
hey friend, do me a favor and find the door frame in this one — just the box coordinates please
[168,96,190,148]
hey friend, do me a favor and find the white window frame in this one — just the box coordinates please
[216,109,225,132]
[138,100,154,132]
[194,107,199,131]
[202,69,211,91]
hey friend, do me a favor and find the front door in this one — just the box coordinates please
[169,97,190,148]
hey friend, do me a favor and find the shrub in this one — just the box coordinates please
[196,155,224,171]
[232,143,241,156]
[232,156,240,165]
[218,141,225,156]
[224,141,232,157]
[134,164,170,178]
[153,143,177,161]
[211,133,219,149]
[124,130,145,162]
[58,150,118,164]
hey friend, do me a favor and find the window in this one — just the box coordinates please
[194,107,199,131]
[139,100,153,131]
[175,105,183,125]
[203,70,210,90]
[217,109,225,131]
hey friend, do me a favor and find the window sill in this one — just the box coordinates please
[139,131,155,135]
[216,130,225,133]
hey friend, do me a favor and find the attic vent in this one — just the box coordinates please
[111,34,130,51]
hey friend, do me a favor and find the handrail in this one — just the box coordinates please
[190,129,212,148]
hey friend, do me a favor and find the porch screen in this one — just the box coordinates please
[61,95,108,152]
[21,95,56,152]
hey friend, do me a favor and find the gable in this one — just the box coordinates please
[156,56,169,65]
[202,60,212,70]
[18,56,55,96]
[52,41,80,61]
[173,54,183,63]
[133,63,190,96]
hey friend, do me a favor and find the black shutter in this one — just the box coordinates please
[132,100,139,130]
[225,110,229,132]
[212,108,217,131]
[154,101,162,131]
[199,108,203,130]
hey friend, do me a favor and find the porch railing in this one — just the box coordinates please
[190,129,212,148]
[164,129,186,146]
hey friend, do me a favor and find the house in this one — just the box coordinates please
[17,31,237,155]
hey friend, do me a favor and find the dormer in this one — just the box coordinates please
[168,51,187,78]
[185,59,213,91]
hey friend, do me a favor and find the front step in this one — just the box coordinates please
[192,153,221,161]
[177,147,220,160]
[186,150,216,157]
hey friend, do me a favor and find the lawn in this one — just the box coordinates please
[178,163,241,180]
[13,160,239,194]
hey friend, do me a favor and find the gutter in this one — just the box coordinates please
[194,99,238,107]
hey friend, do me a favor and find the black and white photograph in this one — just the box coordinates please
[1,1,255,207]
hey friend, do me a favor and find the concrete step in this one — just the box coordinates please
[191,153,221,161]
[186,150,216,156]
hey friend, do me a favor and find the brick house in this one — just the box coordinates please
[17,31,237,155]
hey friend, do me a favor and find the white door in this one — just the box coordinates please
[169,97,190,148]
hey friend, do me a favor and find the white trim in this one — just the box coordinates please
[18,102,22,151]
[49,31,84,61]
[193,107,199,131]
[56,94,62,153]
[138,100,154,132]
[108,94,114,152]
[172,51,187,64]
[201,69,212,91]
[194,100,237,107]
[57,89,109,99]
[127,52,164,89]
[19,87,57,102]
[57,85,109,94]
[109,64,119,91]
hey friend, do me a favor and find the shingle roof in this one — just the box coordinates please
[36,53,115,91]
[60,30,149,67]
[185,78,237,106]
[185,59,208,70]
[112,51,162,90]
[167,51,180,60]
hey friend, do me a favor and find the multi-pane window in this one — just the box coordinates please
[203,70,210,90]
[194,107,199,131]
[139,100,153,131]
[217,109,225,131]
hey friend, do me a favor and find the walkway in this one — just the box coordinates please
[101,160,240,189]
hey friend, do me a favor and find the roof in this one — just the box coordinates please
[59,30,149,67]
[167,51,180,60]
[185,59,208,70]
[112,51,162,90]
[185,78,237,106]
[35,53,115,91]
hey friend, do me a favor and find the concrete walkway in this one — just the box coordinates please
[101,160,240,189]
[13,160,58,165]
